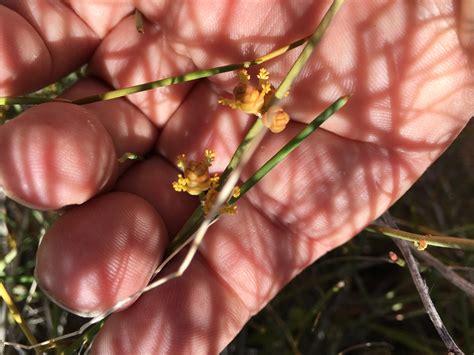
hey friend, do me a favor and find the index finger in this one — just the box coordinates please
[0,0,131,95]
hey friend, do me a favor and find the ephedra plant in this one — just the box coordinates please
[0,1,473,353]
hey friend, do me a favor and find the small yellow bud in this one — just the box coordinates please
[172,174,188,192]
[261,106,290,133]
[232,186,241,198]
[176,154,187,169]
[257,68,269,81]
[415,239,428,251]
[205,149,216,164]
[172,150,216,195]
[218,68,273,116]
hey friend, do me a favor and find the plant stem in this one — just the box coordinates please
[230,95,350,203]
[166,0,346,254]
[413,249,474,297]
[393,239,464,354]
[0,97,71,105]
[0,282,39,354]
[367,224,474,251]
[0,37,308,107]
[220,0,345,186]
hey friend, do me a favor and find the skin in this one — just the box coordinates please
[0,1,472,353]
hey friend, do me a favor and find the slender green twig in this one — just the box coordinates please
[220,0,345,184]
[0,282,40,354]
[230,95,350,203]
[70,36,308,105]
[0,37,308,107]
[134,9,144,34]
[367,224,474,251]
[0,97,71,105]
[167,0,345,255]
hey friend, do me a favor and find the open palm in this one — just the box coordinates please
[0,1,472,353]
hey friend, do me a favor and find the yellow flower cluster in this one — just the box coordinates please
[172,150,240,215]
[218,68,290,133]
[218,68,273,115]
[172,150,215,196]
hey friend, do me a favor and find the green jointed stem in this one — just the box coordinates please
[72,64,242,105]
[0,35,310,107]
[220,0,345,186]
[135,9,144,34]
[367,224,474,251]
[230,96,350,204]
[167,0,346,253]
[166,206,204,255]
[271,0,344,102]
[0,97,71,105]
[217,119,264,186]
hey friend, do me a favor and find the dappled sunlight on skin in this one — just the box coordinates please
[91,254,250,354]
[159,81,254,172]
[132,1,472,150]
[1,0,473,352]
[109,154,326,337]
[36,192,167,316]
[90,15,197,127]
[135,0,330,88]
[1,0,99,93]
[63,1,133,38]
[200,198,326,314]
[61,78,158,170]
[0,103,116,210]
[115,157,198,237]
[241,123,426,252]
[0,6,50,95]
[283,1,471,151]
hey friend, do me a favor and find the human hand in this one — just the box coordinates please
[0,1,472,353]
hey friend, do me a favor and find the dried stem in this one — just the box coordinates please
[381,214,464,354]
[413,249,474,297]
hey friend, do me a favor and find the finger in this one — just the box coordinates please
[63,1,133,38]
[0,0,101,95]
[135,0,332,90]
[135,0,329,71]
[89,15,196,127]
[91,254,250,354]
[35,154,197,317]
[0,102,117,210]
[114,157,198,237]
[36,192,167,316]
[61,78,158,173]
[0,77,159,210]
[88,166,323,353]
[138,0,472,147]
[458,0,474,52]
